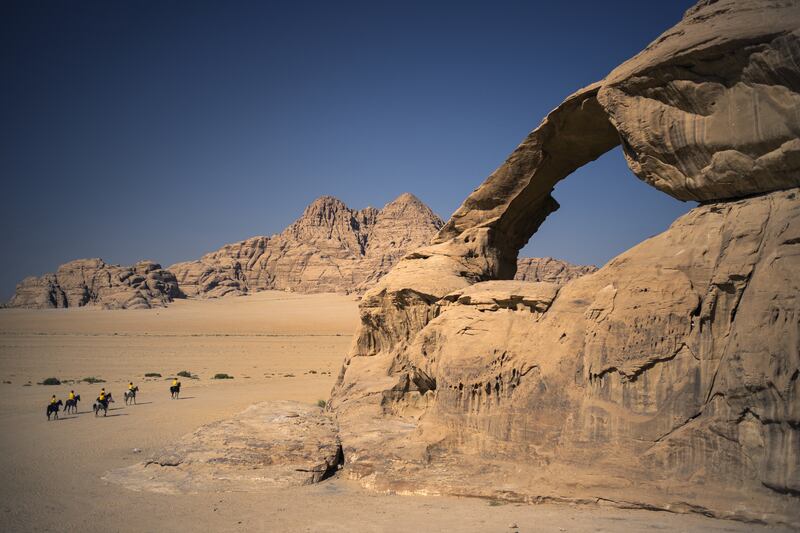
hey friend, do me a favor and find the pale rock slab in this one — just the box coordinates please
[105,401,341,494]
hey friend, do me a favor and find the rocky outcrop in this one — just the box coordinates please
[105,401,342,493]
[330,0,800,526]
[169,193,445,297]
[8,258,180,309]
[514,257,597,284]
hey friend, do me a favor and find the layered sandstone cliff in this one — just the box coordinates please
[8,258,180,309]
[168,193,445,297]
[330,0,800,526]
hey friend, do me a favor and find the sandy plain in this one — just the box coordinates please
[0,291,788,532]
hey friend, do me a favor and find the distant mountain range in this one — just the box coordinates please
[6,193,596,309]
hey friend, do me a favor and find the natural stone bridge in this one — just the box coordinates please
[330,0,800,526]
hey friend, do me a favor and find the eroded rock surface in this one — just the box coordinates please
[105,401,341,493]
[169,193,444,297]
[330,0,800,526]
[514,257,597,284]
[7,258,180,309]
[334,188,800,526]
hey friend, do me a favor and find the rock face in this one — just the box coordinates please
[8,258,180,309]
[105,401,342,493]
[331,0,800,526]
[169,193,445,297]
[514,257,597,284]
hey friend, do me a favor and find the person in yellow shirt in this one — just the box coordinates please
[47,395,61,420]
[128,382,135,391]
[98,388,106,403]
[64,390,79,414]
[172,378,178,388]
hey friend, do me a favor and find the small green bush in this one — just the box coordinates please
[144,372,162,377]
[81,376,105,384]
[177,370,193,378]
[317,399,326,408]
[212,373,234,380]
[41,377,61,385]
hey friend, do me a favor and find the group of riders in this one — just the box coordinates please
[46,377,182,419]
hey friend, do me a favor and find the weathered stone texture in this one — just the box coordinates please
[105,401,342,493]
[330,0,800,526]
[8,258,180,309]
[514,257,597,284]
[169,193,444,297]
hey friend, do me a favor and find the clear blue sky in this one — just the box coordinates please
[0,0,696,300]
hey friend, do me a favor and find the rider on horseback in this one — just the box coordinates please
[50,395,57,405]
[128,382,135,392]
[172,377,178,388]
[68,390,75,401]
[98,388,107,407]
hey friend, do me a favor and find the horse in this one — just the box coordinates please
[93,393,115,417]
[64,394,81,414]
[124,386,139,405]
[46,400,63,421]
[170,382,181,399]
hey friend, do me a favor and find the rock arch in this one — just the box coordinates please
[334,0,800,402]
[330,1,800,525]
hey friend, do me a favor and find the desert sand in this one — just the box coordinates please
[0,291,786,532]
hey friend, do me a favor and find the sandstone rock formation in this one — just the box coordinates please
[105,401,342,493]
[8,258,180,309]
[169,193,445,297]
[6,193,592,307]
[514,257,597,284]
[330,0,800,526]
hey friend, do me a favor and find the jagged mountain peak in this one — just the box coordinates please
[168,193,448,298]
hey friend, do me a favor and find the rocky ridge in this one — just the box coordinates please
[514,257,597,284]
[167,194,595,297]
[8,258,180,310]
[168,193,445,297]
[5,194,596,308]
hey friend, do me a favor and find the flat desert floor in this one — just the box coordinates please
[0,292,788,532]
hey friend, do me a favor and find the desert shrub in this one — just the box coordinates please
[177,370,194,378]
[81,376,105,384]
[144,372,162,377]
[212,373,234,380]
[317,399,326,408]
[41,377,61,385]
